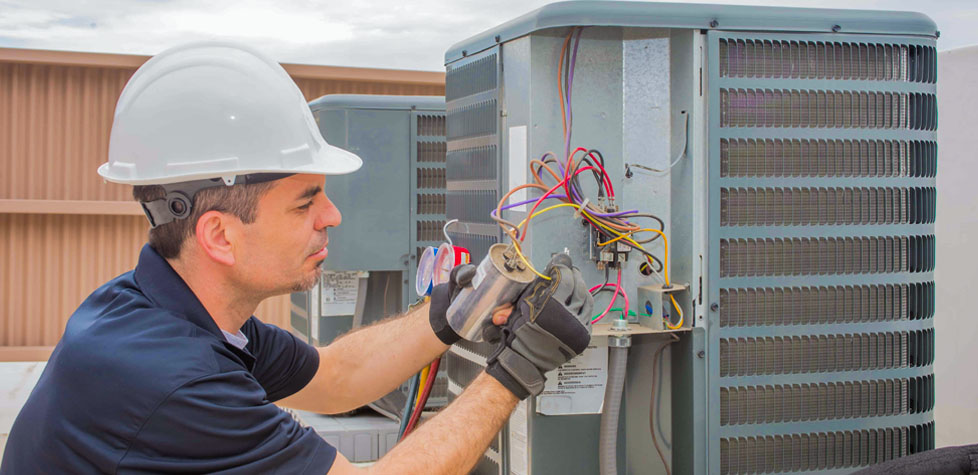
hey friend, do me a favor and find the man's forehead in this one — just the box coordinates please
[272,174,325,198]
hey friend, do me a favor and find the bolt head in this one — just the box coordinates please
[832,24,842,32]
[697,350,706,359]
[709,19,719,28]
[710,303,719,312]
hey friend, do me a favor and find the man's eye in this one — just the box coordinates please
[297,201,313,210]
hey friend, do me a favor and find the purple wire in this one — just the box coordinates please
[489,194,637,218]
[563,28,583,164]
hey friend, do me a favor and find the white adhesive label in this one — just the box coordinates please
[508,399,529,475]
[319,271,363,316]
[536,339,608,415]
[472,255,490,290]
[508,126,528,211]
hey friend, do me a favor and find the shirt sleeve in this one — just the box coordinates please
[118,370,336,474]
[242,317,320,402]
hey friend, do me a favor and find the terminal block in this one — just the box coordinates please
[637,283,689,331]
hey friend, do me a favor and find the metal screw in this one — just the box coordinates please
[936,30,941,38]
[710,303,719,312]
[697,350,705,359]
[462,49,468,56]
[709,19,719,28]
[494,35,501,43]
[831,24,841,33]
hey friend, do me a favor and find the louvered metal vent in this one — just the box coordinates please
[710,32,936,473]
[720,422,935,474]
[719,329,934,376]
[719,39,936,83]
[719,282,935,327]
[446,145,498,181]
[720,187,936,226]
[720,236,930,276]
[417,141,447,163]
[720,139,937,177]
[721,89,937,130]
[445,49,503,475]
[417,114,446,137]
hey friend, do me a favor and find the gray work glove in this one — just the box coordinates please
[429,264,476,345]
[484,254,594,399]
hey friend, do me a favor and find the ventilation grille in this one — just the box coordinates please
[447,146,498,181]
[719,40,936,84]
[447,190,497,224]
[416,220,447,242]
[416,168,446,189]
[720,282,935,327]
[720,422,935,474]
[447,231,498,263]
[722,236,915,277]
[719,330,934,376]
[446,54,497,101]
[417,141,446,163]
[720,89,936,130]
[720,187,935,226]
[720,139,937,178]
[417,114,446,137]
[447,100,497,140]
[417,193,446,215]
[721,376,935,426]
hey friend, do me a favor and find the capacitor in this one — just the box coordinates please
[445,243,536,342]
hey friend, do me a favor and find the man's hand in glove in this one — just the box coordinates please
[484,253,594,399]
[428,264,476,345]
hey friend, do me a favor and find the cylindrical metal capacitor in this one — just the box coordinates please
[446,243,537,342]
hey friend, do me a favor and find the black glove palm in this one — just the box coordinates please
[429,264,476,345]
[484,254,594,399]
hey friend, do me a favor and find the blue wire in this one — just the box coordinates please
[397,373,420,440]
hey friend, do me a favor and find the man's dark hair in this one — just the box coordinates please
[132,182,277,259]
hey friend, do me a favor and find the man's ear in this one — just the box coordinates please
[195,210,236,266]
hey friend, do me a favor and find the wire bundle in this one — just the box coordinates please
[489,27,682,327]
[397,357,441,440]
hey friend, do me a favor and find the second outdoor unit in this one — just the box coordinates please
[291,94,449,418]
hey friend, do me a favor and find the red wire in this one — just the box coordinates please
[590,268,623,324]
[402,357,440,438]
[564,146,589,200]
[587,151,615,198]
[520,165,597,242]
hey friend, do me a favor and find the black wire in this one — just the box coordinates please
[591,267,611,296]
[618,213,666,243]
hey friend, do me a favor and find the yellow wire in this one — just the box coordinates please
[415,365,429,406]
[507,202,584,281]
[511,201,686,329]
[666,294,684,329]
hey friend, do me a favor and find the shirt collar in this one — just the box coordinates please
[133,244,226,341]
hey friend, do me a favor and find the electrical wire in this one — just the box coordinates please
[654,338,672,450]
[589,268,625,324]
[397,373,420,440]
[650,334,680,475]
[402,357,441,438]
[415,364,430,407]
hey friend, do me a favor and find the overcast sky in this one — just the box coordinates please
[1,0,975,71]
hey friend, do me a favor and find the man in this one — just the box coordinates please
[1,42,593,474]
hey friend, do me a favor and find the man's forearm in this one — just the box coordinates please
[367,372,519,475]
[311,301,448,413]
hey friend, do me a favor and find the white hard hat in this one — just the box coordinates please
[98,41,362,186]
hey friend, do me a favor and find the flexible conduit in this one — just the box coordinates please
[600,345,628,475]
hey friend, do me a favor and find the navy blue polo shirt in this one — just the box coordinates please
[1,245,336,474]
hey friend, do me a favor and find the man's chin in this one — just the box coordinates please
[290,266,323,293]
